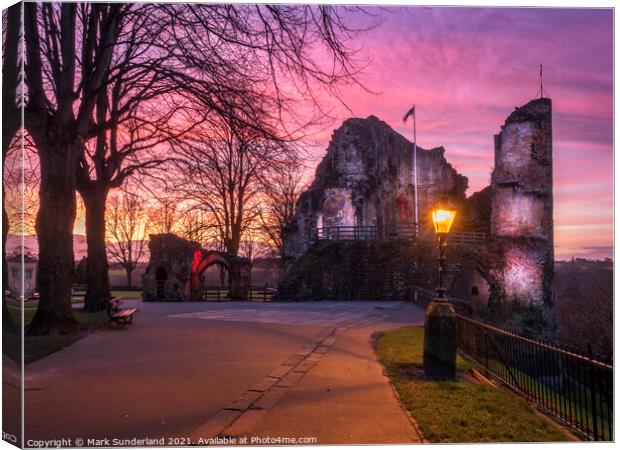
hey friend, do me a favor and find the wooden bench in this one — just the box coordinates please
[106,298,138,326]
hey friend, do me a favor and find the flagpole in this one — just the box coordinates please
[413,106,419,238]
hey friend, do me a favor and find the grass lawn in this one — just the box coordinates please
[110,290,142,300]
[376,326,570,443]
[4,310,109,365]
[3,292,135,365]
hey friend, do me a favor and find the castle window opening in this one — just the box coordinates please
[155,267,168,299]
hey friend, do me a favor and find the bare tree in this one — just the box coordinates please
[24,3,126,333]
[77,113,183,311]
[4,136,40,237]
[258,159,306,254]
[174,205,211,246]
[555,261,613,358]
[106,191,148,289]
[2,3,22,332]
[176,114,288,257]
[156,5,370,138]
[146,191,181,236]
[75,4,199,311]
[23,3,179,320]
[23,3,368,333]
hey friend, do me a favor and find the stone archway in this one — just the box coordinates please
[155,267,168,299]
[187,249,250,301]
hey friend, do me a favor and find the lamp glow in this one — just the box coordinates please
[424,202,458,379]
[432,209,456,234]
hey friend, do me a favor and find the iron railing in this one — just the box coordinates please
[456,314,613,441]
[202,285,276,302]
[313,225,486,244]
[449,231,486,245]
[386,224,417,239]
[314,226,377,241]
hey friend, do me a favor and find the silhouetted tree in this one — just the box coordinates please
[74,257,88,286]
[555,261,613,357]
[75,5,199,311]
[177,207,208,245]
[106,191,148,289]
[23,3,368,333]
[146,191,181,236]
[2,3,22,333]
[258,158,306,254]
[24,3,125,334]
[176,115,287,256]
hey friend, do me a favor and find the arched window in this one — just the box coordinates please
[155,267,168,298]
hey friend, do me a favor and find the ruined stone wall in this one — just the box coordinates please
[279,101,556,334]
[143,234,200,301]
[282,116,468,261]
[275,238,484,303]
[143,234,251,301]
[489,98,553,306]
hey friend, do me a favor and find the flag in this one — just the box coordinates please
[403,106,415,123]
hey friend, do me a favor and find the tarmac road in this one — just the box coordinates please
[22,300,425,446]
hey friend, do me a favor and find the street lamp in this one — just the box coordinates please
[431,208,456,300]
[423,203,457,379]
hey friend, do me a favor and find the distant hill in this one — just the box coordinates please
[6,234,150,262]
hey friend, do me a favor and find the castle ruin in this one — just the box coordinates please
[282,115,468,262]
[279,98,555,327]
[489,98,554,306]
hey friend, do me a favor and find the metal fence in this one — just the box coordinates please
[202,286,276,302]
[456,314,613,441]
[448,231,486,245]
[314,225,486,244]
[315,226,378,241]
[386,224,417,239]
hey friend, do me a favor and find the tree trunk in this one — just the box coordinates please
[28,142,79,335]
[227,225,241,256]
[228,269,242,300]
[80,188,111,311]
[125,267,133,288]
[2,2,22,334]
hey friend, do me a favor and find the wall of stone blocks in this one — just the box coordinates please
[281,115,468,262]
[490,98,554,306]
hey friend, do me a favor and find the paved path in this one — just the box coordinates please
[23,301,425,445]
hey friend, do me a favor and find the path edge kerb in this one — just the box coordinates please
[190,324,341,442]
[370,331,428,444]
[190,312,389,443]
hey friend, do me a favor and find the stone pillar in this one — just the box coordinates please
[490,98,553,306]
[423,300,457,379]
[423,233,457,379]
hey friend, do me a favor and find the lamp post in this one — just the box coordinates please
[423,205,457,379]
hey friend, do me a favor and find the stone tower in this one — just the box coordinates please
[490,98,553,305]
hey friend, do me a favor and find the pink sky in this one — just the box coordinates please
[26,6,610,261]
[312,7,613,260]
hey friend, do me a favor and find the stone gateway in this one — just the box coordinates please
[142,234,250,301]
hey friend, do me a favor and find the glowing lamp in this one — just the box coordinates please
[432,209,456,235]
[424,201,458,380]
